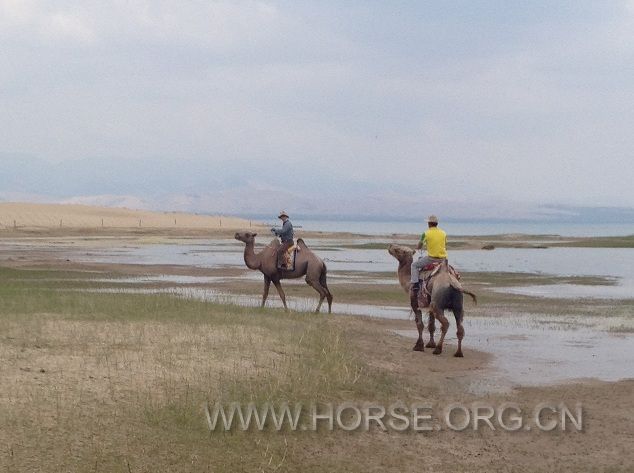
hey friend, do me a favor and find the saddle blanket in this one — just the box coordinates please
[420,262,461,280]
[278,243,298,271]
[417,261,462,308]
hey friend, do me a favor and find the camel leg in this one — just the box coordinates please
[432,306,450,355]
[261,276,271,307]
[426,311,437,348]
[322,282,333,314]
[319,266,333,314]
[413,309,425,351]
[306,277,327,313]
[454,309,465,357]
[272,279,288,311]
[410,289,424,351]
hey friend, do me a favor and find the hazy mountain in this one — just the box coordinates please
[1,155,632,223]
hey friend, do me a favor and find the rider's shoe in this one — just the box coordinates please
[410,282,420,293]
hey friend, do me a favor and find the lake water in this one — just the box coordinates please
[298,220,634,237]
[68,241,634,300]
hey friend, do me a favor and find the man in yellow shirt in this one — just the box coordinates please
[411,215,448,294]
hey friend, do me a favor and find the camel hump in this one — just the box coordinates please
[449,274,463,291]
[296,238,307,248]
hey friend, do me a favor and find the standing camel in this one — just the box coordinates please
[388,244,476,357]
[234,232,333,313]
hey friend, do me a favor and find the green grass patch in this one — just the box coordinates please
[0,265,405,472]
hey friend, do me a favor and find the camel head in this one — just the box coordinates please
[234,231,257,244]
[388,244,415,263]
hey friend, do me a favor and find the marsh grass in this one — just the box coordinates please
[0,266,404,472]
[608,324,634,333]
[551,235,634,248]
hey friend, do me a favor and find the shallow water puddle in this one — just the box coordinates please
[94,273,263,284]
[88,286,412,319]
[494,283,634,299]
[394,314,634,390]
[96,273,397,286]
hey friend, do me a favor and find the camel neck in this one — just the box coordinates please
[396,255,413,292]
[398,255,413,271]
[243,240,261,270]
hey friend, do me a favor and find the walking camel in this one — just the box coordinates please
[234,232,333,313]
[388,244,476,357]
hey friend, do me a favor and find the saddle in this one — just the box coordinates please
[278,243,299,271]
[419,262,461,281]
[416,261,462,308]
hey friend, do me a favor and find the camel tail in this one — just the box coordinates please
[320,261,333,312]
[461,289,477,305]
[319,262,330,292]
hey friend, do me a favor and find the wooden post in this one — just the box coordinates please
[174,218,177,226]
[60,219,63,228]
[249,220,252,228]
[13,220,16,229]
[139,219,142,227]
[219,217,222,228]
[101,218,104,228]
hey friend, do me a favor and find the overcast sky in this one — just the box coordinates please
[1,1,633,217]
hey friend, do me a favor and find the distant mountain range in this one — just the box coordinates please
[238,206,634,224]
[2,155,633,224]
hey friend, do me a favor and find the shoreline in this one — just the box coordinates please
[1,229,632,383]
[1,225,633,249]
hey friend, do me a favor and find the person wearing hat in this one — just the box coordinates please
[410,215,448,295]
[271,211,294,269]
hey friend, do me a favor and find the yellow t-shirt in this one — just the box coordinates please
[421,227,448,259]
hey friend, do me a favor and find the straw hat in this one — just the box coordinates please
[427,215,439,224]
[278,210,289,219]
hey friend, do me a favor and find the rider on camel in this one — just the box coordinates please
[271,211,294,269]
[410,215,448,296]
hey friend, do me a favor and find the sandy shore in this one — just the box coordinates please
[2,203,632,253]
[0,202,263,230]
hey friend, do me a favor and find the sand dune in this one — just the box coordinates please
[0,202,261,229]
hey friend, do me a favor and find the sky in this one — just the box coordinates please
[1,0,633,220]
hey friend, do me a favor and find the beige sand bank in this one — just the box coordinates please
[0,202,261,230]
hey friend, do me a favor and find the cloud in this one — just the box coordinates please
[46,12,94,42]
[0,1,94,43]
[0,1,633,211]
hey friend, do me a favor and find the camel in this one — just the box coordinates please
[234,232,333,313]
[388,244,476,357]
